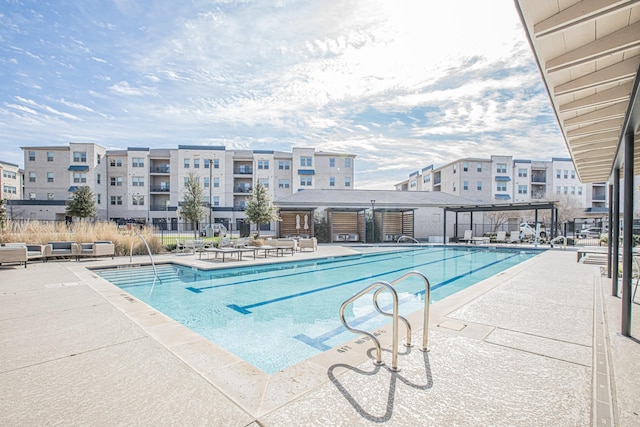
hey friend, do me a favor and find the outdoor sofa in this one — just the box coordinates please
[44,241,79,260]
[75,241,115,261]
[299,238,317,251]
[0,243,46,268]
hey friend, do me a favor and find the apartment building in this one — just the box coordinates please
[16,143,355,231]
[395,155,607,215]
[1,160,22,200]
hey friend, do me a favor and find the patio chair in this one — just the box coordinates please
[459,230,473,243]
[495,231,507,243]
[175,239,186,254]
[508,233,520,244]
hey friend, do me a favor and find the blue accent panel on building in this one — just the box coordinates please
[178,145,226,151]
[68,186,78,192]
[68,165,89,171]
[253,150,274,154]
[127,147,150,151]
[551,157,572,162]
[495,194,511,199]
[298,169,315,175]
[409,171,419,177]
[495,176,511,181]
[513,159,531,164]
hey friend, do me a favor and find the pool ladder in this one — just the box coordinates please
[339,271,431,372]
[129,233,160,283]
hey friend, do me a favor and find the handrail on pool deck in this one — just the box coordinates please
[339,270,431,372]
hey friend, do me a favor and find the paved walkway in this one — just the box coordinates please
[1,246,638,426]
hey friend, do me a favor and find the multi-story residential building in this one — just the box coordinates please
[15,143,355,232]
[395,155,608,216]
[1,160,22,200]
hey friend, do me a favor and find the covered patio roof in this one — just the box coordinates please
[515,0,640,183]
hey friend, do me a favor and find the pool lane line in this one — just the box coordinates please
[293,252,522,350]
[226,250,480,314]
[185,246,441,293]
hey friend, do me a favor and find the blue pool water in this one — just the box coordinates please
[96,246,541,373]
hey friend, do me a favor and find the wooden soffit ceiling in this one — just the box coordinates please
[515,0,640,183]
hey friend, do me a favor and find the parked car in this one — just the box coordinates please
[578,227,602,238]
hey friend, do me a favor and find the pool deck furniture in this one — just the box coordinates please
[0,245,28,268]
[183,239,205,254]
[44,241,78,260]
[494,231,507,243]
[299,237,317,252]
[75,241,115,261]
[576,247,608,262]
[459,230,473,243]
[200,246,257,262]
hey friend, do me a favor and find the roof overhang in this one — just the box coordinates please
[515,0,640,183]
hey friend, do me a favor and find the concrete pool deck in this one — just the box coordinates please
[1,246,639,426]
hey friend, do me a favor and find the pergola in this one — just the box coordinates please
[516,0,640,337]
[443,201,558,240]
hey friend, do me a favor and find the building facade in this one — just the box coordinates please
[16,143,355,232]
[395,155,608,216]
[1,160,22,201]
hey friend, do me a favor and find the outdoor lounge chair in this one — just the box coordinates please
[299,237,317,251]
[495,231,507,243]
[508,233,520,244]
[459,230,473,243]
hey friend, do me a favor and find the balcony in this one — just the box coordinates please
[234,186,252,194]
[531,175,546,183]
[150,166,170,174]
[150,186,170,192]
[530,191,546,200]
[234,167,253,175]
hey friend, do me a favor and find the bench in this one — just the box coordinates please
[0,245,28,268]
[44,241,78,260]
[76,241,115,261]
[576,248,607,262]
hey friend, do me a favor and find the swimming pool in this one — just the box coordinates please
[96,246,541,373]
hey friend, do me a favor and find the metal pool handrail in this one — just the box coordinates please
[129,233,160,283]
[340,281,400,371]
[339,271,431,372]
[396,235,419,244]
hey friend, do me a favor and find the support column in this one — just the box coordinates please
[443,208,447,245]
[607,184,614,279]
[622,132,634,336]
[612,168,620,295]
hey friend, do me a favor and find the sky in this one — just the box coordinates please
[0,0,568,189]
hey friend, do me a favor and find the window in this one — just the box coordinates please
[184,158,190,168]
[477,181,482,191]
[330,158,335,167]
[47,192,54,200]
[96,194,101,204]
[330,177,335,187]
[571,170,575,179]
[453,165,457,174]
[29,172,36,183]
[345,158,351,168]
[110,158,122,167]
[132,195,144,206]
[259,178,269,189]
[73,173,87,183]
[110,176,123,186]
[28,151,35,161]
[213,159,220,169]
[463,180,468,190]
[184,177,189,186]
[571,186,575,195]
[424,175,431,183]
[29,192,36,200]
[3,186,17,194]
[462,162,468,172]
[578,187,583,196]
[204,177,210,188]
[204,159,211,169]
[214,177,220,188]
[132,177,144,187]
[300,176,312,186]
[518,168,527,177]
[556,186,561,194]
[477,163,482,172]
[258,160,269,170]
[73,151,87,162]
[496,163,507,173]
[96,154,101,164]
[3,171,17,179]
[110,196,122,205]
[47,172,54,183]
[563,186,568,194]
[564,170,568,179]
[194,159,200,169]
[453,182,456,191]
[496,182,507,191]
[97,173,101,184]
[345,177,351,187]
[278,160,290,170]
[47,151,54,162]
[278,179,290,189]
[213,196,220,207]
[556,169,561,179]
[518,185,527,194]
[410,180,417,188]
[132,157,144,168]
[300,157,312,167]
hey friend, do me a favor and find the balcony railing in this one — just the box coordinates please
[531,176,546,183]
[150,166,170,173]
[150,186,170,192]
[234,167,253,174]
[234,187,252,193]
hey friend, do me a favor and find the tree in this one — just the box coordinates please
[485,210,513,233]
[66,186,96,220]
[0,198,7,232]
[181,172,206,237]
[244,182,280,237]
